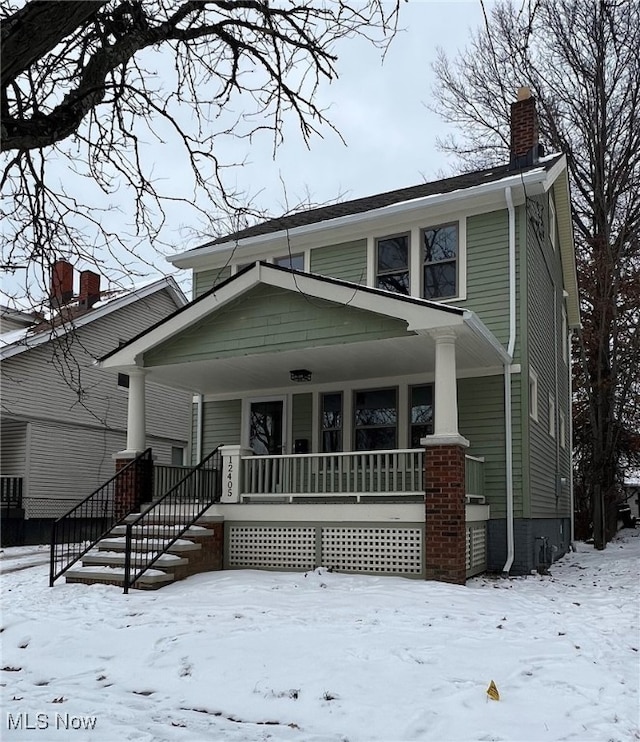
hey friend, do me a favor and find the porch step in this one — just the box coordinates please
[64,566,174,590]
[83,551,189,568]
[96,536,201,554]
[110,524,214,538]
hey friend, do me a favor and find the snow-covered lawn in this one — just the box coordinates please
[1,532,639,742]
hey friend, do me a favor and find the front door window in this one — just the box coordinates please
[249,400,284,455]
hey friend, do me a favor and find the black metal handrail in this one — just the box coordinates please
[123,446,222,593]
[49,449,152,586]
[1,476,23,509]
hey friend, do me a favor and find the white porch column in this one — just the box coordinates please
[125,367,147,453]
[426,330,469,447]
[220,445,253,503]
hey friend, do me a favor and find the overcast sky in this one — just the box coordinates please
[3,1,492,302]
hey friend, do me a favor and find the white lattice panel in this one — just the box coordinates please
[466,523,487,575]
[228,526,316,570]
[321,527,423,575]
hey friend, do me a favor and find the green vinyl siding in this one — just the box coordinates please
[201,399,241,456]
[292,393,313,448]
[193,266,232,299]
[525,194,571,518]
[457,210,520,359]
[310,240,367,284]
[145,284,412,367]
[458,374,523,520]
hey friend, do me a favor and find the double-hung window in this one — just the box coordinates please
[275,253,304,270]
[376,234,409,295]
[354,388,397,450]
[410,385,434,446]
[422,223,458,299]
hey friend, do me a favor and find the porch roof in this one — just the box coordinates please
[98,263,510,394]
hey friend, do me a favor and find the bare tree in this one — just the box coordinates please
[431,0,640,548]
[1,0,399,304]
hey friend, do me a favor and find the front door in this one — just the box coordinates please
[249,399,285,455]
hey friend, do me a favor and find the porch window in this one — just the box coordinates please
[321,392,343,452]
[376,234,409,295]
[275,253,304,271]
[422,223,458,299]
[354,388,397,450]
[410,385,434,446]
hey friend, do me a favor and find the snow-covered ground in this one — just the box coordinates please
[1,532,639,742]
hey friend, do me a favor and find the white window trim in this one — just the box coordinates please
[529,367,539,421]
[561,308,568,364]
[559,409,566,449]
[549,195,557,251]
[548,393,556,438]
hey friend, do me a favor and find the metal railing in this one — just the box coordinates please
[241,449,424,501]
[122,446,222,593]
[1,476,23,509]
[49,449,152,586]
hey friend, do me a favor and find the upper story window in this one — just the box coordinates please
[422,223,458,300]
[275,253,304,271]
[375,234,410,295]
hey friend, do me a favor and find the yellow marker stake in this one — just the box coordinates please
[487,680,500,701]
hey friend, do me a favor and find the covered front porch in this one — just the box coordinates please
[98,263,509,582]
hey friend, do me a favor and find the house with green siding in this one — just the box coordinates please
[98,89,580,582]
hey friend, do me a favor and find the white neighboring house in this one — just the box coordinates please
[0,262,192,537]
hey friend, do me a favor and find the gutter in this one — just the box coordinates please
[502,186,517,575]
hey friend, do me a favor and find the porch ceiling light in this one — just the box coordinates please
[290,368,312,382]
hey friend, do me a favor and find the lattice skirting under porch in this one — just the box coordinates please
[466,521,488,577]
[226,524,424,577]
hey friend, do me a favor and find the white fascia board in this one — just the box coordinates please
[168,167,554,270]
[260,267,465,332]
[98,269,262,369]
[0,276,183,362]
[99,265,466,370]
[463,310,512,364]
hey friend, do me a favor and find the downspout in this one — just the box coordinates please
[502,186,516,575]
[196,394,204,463]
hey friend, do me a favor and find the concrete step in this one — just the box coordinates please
[83,550,189,569]
[96,536,201,554]
[110,524,214,538]
[64,566,174,590]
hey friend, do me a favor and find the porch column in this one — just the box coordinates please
[220,445,253,503]
[422,329,469,585]
[125,368,147,454]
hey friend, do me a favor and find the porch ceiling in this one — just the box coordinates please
[141,326,504,395]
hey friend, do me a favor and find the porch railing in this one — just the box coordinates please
[49,449,153,586]
[241,449,424,501]
[122,446,222,593]
[153,464,194,500]
[1,476,23,509]
[465,455,485,501]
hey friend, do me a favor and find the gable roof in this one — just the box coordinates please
[172,154,564,259]
[0,276,187,361]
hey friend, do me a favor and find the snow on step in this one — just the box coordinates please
[110,524,213,538]
[96,537,201,553]
[64,566,174,584]
[83,551,188,567]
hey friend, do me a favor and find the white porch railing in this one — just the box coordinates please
[241,449,424,502]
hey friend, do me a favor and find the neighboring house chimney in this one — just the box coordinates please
[50,259,74,306]
[79,270,101,310]
[510,86,541,169]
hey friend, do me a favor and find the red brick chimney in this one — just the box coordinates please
[50,260,74,307]
[79,270,101,310]
[510,86,541,169]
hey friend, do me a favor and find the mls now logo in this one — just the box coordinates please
[7,713,98,731]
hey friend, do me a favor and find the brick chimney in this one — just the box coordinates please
[79,270,101,310]
[510,86,541,169]
[50,260,74,307]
